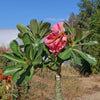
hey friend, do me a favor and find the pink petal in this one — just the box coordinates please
[57,38,67,50]
[57,22,65,32]
[47,34,67,54]
[48,43,56,53]
[45,32,59,44]
[51,22,65,33]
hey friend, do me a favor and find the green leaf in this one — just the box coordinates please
[43,61,54,68]
[24,66,35,81]
[33,39,41,58]
[38,20,43,27]
[43,44,51,58]
[73,49,97,65]
[3,63,22,76]
[30,19,38,37]
[39,22,51,38]
[43,63,47,68]
[58,48,72,60]
[32,56,42,66]
[29,45,34,60]
[24,44,31,58]
[72,27,76,35]
[11,94,18,98]
[16,66,35,85]
[18,33,24,38]
[35,45,43,58]
[3,53,26,64]
[72,52,82,66]
[33,39,41,48]
[74,31,91,44]
[75,41,98,46]
[12,69,24,82]
[64,22,73,34]
[17,23,28,33]
[10,40,22,57]
[51,64,56,70]
[22,33,32,45]
[43,44,56,61]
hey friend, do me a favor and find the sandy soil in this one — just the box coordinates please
[20,67,100,100]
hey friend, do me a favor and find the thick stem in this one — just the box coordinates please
[55,66,63,100]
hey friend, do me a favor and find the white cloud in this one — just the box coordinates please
[58,18,65,21]
[45,17,65,22]
[45,18,57,21]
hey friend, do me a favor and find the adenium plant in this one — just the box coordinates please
[2,19,97,100]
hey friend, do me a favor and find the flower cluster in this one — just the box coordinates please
[45,22,75,56]
[0,69,12,83]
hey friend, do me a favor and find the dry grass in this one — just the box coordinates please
[0,46,11,56]
[19,66,100,100]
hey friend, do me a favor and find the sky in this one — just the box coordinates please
[0,0,80,29]
[0,0,80,46]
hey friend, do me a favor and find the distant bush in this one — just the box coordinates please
[0,56,15,68]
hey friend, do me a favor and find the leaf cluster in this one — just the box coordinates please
[58,22,98,66]
[17,19,51,41]
[2,19,51,85]
[2,19,98,85]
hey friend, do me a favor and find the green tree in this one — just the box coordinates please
[68,12,76,27]
[77,0,94,30]
[75,0,100,74]
[87,5,100,73]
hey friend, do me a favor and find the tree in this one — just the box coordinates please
[68,12,76,27]
[76,0,100,74]
[87,4,100,73]
[77,0,94,30]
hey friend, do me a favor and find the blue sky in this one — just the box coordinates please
[0,0,80,29]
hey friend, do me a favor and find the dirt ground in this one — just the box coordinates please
[20,67,100,100]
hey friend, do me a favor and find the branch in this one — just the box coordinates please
[46,65,57,72]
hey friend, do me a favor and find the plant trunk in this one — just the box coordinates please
[55,66,63,100]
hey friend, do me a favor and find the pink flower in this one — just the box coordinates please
[45,22,67,56]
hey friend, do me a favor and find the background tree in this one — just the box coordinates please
[68,12,76,27]
[77,0,94,30]
[87,4,100,73]
[76,0,100,74]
